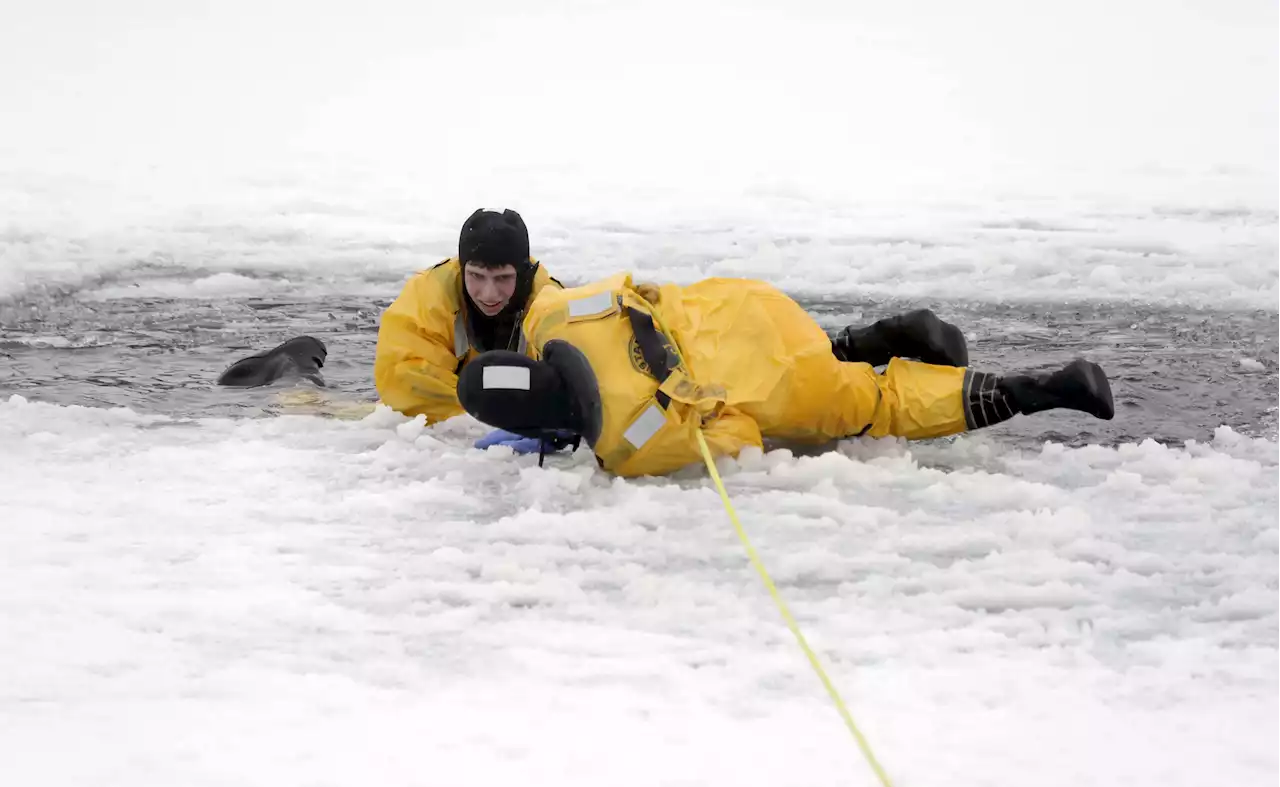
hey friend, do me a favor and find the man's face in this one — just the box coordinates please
[464,263,518,316]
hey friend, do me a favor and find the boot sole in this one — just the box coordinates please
[1065,359,1115,420]
[906,309,969,367]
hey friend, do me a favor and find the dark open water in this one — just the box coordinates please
[1,285,1276,449]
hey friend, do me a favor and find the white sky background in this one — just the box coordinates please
[0,0,1275,203]
[1,0,1275,306]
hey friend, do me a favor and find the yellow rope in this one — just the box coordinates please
[693,429,895,787]
[638,290,893,785]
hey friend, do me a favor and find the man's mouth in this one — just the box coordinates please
[480,301,503,311]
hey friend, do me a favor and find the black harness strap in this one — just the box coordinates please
[626,308,678,409]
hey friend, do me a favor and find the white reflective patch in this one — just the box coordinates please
[623,404,667,449]
[567,291,615,318]
[453,312,470,357]
[482,366,531,390]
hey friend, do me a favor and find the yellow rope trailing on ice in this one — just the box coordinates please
[692,429,894,787]
[642,297,894,786]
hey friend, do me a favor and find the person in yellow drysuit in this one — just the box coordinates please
[455,272,1115,477]
[374,208,563,423]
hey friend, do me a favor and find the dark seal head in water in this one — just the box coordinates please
[217,336,327,388]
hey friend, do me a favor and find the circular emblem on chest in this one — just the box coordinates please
[628,335,651,375]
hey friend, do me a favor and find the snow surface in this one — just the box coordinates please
[1,1,1277,785]
[0,396,1276,786]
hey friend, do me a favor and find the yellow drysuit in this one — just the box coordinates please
[521,272,971,477]
[375,257,562,422]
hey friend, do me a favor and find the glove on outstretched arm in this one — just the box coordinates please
[474,428,579,456]
[474,428,543,453]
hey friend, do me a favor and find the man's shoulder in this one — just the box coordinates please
[404,257,463,293]
[422,256,461,278]
[530,259,565,290]
[384,258,463,317]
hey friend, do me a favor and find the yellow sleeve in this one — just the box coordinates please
[698,407,764,462]
[373,273,467,423]
[528,262,565,297]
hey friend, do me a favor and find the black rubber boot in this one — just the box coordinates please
[216,336,327,388]
[831,308,969,367]
[963,359,1115,430]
